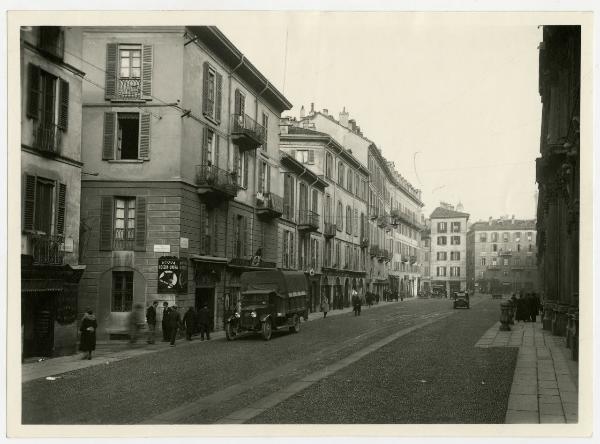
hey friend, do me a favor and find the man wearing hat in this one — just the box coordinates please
[168,305,182,346]
[161,301,171,342]
[197,304,212,341]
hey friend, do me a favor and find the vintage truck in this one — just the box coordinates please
[224,270,309,341]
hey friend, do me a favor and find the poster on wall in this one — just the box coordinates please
[158,256,187,293]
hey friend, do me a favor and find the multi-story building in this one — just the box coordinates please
[466,217,538,294]
[78,26,291,339]
[279,123,368,309]
[429,203,469,296]
[420,225,432,293]
[536,26,580,357]
[277,150,328,312]
[21,26,86,357]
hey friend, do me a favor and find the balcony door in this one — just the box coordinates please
[299,183,308,218]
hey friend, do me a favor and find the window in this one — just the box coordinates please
[295,149,314,164]
[258,160,271,194]
[527,232,533,242]
[437,236,447,245]
[336,201,343,231]
[233,215,247,258]
[102,112,150,161]
[325,153,333,179]
[39,27,65,59]
[451,236,461,245]
[23,175,66,237]
[450,266,460,277]
[437,222,447,233]
[347,168,353,191]
[236,149,249,188]
[514,232,521,242]
[354,172,360,196]
[492,258,498,266]
[503,258,509,266]
[338,162,345,187]
[481,258,487,266]
[436,251,447,261]
[312,189,319,213]
[261,112,268,151]
[493,244,498,252]
[282,230,295,269]
[502,232,509,242]
[436,266,447,277]
[335,240,341,267]
[112,271,133,312]
[199,203,213,255]
[113,197,136,250]
[479,232,487,242]
[528,244,533,252]
[513,257,521,266]
[517,244,521,252]
[105,43,153,101]
[491,232,498,242]
[346,205,352,235]
[503,271,509,277]
[283,174,295,220]
[451,222,461,233]
[451,251,461,261]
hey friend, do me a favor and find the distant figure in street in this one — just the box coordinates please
[161,302,171,342]
[79,308,97,360]
[321,296,329,318]
[129,303,145,345]
[527,293,539,323]
[352,286,361,316]
[197,304,211,340]
[168,305,181,346]
[183,306,196,341]
[515,294,527,322]
[146,301,159,344]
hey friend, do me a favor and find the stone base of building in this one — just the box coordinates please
[542,301,578,361]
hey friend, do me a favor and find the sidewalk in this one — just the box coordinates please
[22,298,413,383]
[475,320,578,424]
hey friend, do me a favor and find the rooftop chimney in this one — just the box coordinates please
[310,102,315,114]
[348,118,356,131]
[511,214,515,224]
[322,108,328,116]
[339,107,349,127]
[488,216,493,226]
[299,105,305,119]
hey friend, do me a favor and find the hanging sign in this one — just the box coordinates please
[158,256,187,293]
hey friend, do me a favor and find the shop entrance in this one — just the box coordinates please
[195,287,215,331]
[22,290,58,358]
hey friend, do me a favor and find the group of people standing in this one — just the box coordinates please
[511,292,541,323]
[156,302,212,346]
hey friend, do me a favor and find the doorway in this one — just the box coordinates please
[195,287,215,331]
[22,290,57,358]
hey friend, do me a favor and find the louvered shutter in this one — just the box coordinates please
[243,152,248,188]
[215,72,223,123]
[105,43,118,100]
[214,134,220,168]
[266,164,271,193]
[141,45,153,98]
[234,89,242,115]
[102,112,116,160]
[202,62,210,115]
[58,79,69,130]
[354,209,359,236]
[242,217,247,257]
[23,175,37,231]
[134,196,147,252]
[308,150,315,164]
[258,161,264,193]
[202,127,209,165]
[26,64,41,119]
[99,196,114,251]
[139,113,151,159]
[55,183,66,236]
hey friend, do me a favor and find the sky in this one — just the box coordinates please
[214,12,543,222]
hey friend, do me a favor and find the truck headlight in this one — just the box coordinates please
[250,311,257,318]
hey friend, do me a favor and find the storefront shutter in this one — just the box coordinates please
[26,64,41,119]
[55,183,66,235]
[202,62,210,115]
[139,113,151,159]
[134,196,147,252]
[99,196,114,251]
[23,175,37,231]
[102,112,116,160]
[58,79,69,130]
[215,72,223,123]
[104,43,118,99]
[141,45,153,98]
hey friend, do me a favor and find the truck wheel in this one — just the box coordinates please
[289,314,300,333]
[225,323,237,341]
[262,320,272,341]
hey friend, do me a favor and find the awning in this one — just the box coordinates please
[190,255,228,264]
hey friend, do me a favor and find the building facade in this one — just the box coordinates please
[429,204,469,296]
[535,25,580,357]
[21,26,86,357]
[466,217,538,294]
[79,26,291,339]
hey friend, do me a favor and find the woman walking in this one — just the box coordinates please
[321,296,330,318]
[79,308,97,360]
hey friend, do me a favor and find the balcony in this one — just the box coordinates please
[377,215,388,228]
[360,236,369,249]
[324,222,337,239]
[369,205,379,220]
[410,255,417,264]
[196,164,238,202]
[256,192,283,219]
[381,249,392,263]
[117,78,142,100]
[298,210,320,232]
[499,250,513,256]
[231,113,266,152]
[33,121,61,154]
[229,257,276,269]
[369,245,380,258]
[401,254,409,263]
[27,233,65,265]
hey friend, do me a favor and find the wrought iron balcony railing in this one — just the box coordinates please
[196,164,239,199]
[113,227,135,251]
[324,222,337,238]
[298,210,320,232]
[231,113,266,151]
[28,233,65,265]
[369,245,380,258]
[117,78,142,100]
[257,192,284,218]
[33,121,61,154]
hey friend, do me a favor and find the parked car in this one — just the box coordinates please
[453,291,470,309]
[224,270,309,341]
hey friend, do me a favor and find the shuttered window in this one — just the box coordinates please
[99,195,146,251]
[102,112,150,161]
[202,62,223,123]
[22,175,64,235]
[346,206,352,235]
[105,43,152,101]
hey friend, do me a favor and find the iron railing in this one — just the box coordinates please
[196,164,239,196]
[117,78,142,99]
[324,222,337,238]
[113,227,135,251]
[298,210,320,230]
[231,113,266,146]
[29,233,65,265]
[257,192,284,215]
[369,245,380,258]
[33,121,61,154]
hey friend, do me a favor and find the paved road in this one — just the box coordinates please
[22,296,516,424]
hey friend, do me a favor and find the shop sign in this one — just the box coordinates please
[158,256,187,293]
[154,244,171,253]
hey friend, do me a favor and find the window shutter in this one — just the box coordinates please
[243,152,248,188]
[258,161,264,193]
[214,134,220,168]
[202,127,209,165]
[57,79,69,131]
[215,72,223,123]
[135,196,147,252]
[141,44,153,98]
[242,217,247,257]
[308,150,315,164]
[266,164,271,193]
[234,89,241,115]
[26,64,41,119]
[99,196,114,251]
[102,112,116,160]
[139,113,151,160]
[105,43,118,100]
[55,183,66,235]
[202,62,210,115]
[23,174,37,231]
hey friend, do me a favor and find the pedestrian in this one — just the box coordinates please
[168,305,181,346]
[183,306,196,341]
[515,293,527,322]
[128,303,145,345]
[161,302,171,342]
[321,296,329,318]
[146,300,159,344]
[527,293,539,323]
[79,308,97,360]
[352,286,361,316]
[197,304,211,340]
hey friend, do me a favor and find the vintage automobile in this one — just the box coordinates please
[225,270,309,341]
[453,291,470,309]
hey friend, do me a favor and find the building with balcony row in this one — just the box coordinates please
[466,217,538,294]
[21,26,87,358]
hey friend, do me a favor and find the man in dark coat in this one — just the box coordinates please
[168,305,181,346]
[528,293,539,323]
[146,301,158,344]
[352,287,361,316]
[161,302,171,342]
[197,304,211,340]
[515,293,527,322]
[79,308,97,360]
[183,306,196,341]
